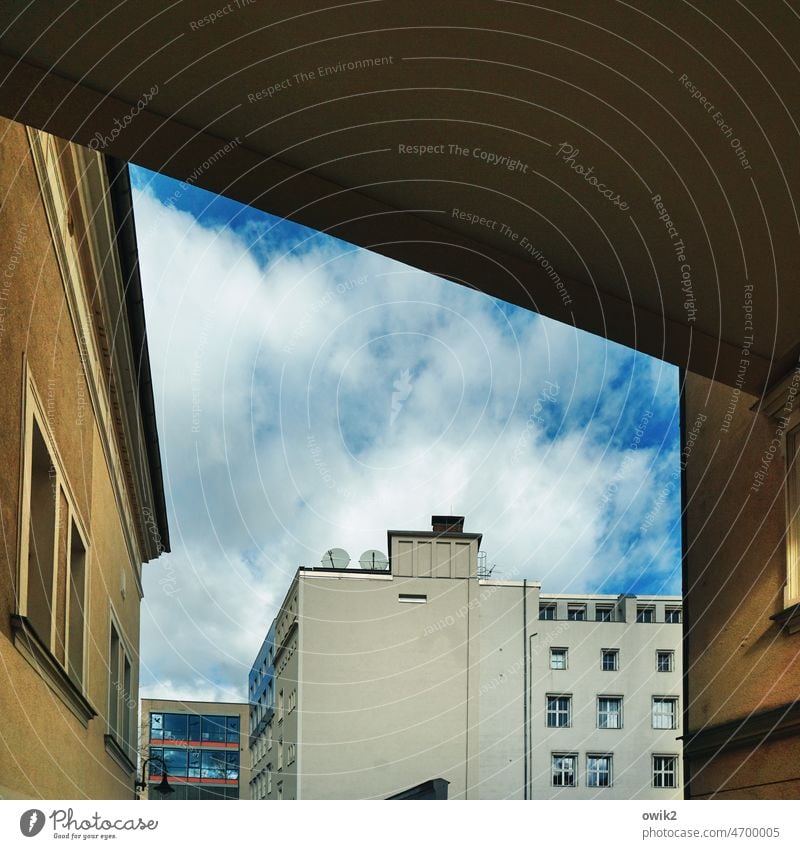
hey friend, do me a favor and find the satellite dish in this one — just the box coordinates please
[359,549,389,571]
[321,548,351,569]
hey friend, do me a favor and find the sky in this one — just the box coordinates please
[131,166,682,703]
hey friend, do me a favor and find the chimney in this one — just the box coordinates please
[431,515,465,534]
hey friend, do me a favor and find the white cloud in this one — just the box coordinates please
[134,185,681,701]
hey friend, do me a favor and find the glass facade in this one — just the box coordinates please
[148,711,242,800]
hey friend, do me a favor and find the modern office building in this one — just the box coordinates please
[0,120,169,799]
[249,516,682,800]
[140,699,251,800]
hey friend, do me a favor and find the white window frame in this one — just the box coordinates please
[597,696,623,729]
[652,754,679,788]
[595,605,613,622]
[551,753,577,787]
[665,607,682,624]
[546,694,572,728]
[549,647,568,670]
[587,754,613,788]
[652,696,679,730]
[539,604,556,620]
[657,650,675,672]
[637,606,655,623]
[601,648,619,671]
[567,604,586,621]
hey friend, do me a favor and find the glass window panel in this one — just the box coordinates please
[163,747,187,778]
[596,606,613,622]
[552,754,576,787]
[188,714,202,742]
[587,756,612,787]
[202,715,226,744]
[149,747,163,777]
[188,749,201,779]
[202,750,226,780]
[150,713,163,741]
[567,605,586,620]
[226,716,240,745]
[657,651,673,672]
[637,606,655,623]
[226,751,239,781]
[601,650,619,671]
[598,698,622,729]
[163,713,188,742]
[550,649,567,670]
[539,605,555,620]
[546,695,571,727]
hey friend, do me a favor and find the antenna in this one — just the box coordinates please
[320,548,351,569]
[358,549,389,571]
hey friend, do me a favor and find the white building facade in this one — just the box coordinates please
[249,517,683,800]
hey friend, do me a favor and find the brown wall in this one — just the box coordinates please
[683,370,798,798]
[0,118,144,799]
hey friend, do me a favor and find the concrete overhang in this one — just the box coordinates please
[2,1,798,393]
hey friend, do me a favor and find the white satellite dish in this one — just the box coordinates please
[359,549,389,571]
[321,547,351,569]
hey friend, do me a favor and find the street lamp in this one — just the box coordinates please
[135,756,174,799]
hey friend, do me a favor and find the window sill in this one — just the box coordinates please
[104,733,137,776]
[11,614,97,727]
[770,603,800,634]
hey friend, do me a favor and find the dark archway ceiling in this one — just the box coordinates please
[2,0,798,392]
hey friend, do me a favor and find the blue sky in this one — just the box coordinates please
[131,166,681,702]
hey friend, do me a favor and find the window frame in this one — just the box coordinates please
[665,607,682,624]
[567,604,587,621]
[586,754,613,788]
[652,696,679,730]
[539,604,556,620]
[17,375,91,691]
[107,610,135,759]
[652,754,679,789]
[595,605,614,622]
[597,696,623,729]
[636,605,655,623]
[551,753,577,787]
[549,647,568,670]
[546,694,572,728]
[656,650,675,672]
[601,648,619,671]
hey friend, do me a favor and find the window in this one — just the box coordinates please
[550,648,567,670]
[19,392,91,698]
[188,713,202,742]
[601,649,619,671]
[637,606,655,623]
[398,593,427,603]
[278,689,284,721]
[201,750,226,780]
[598,697,622,729]
[150,713,164,741]
[652,697,678,729]
[163,713,187,743]
[539,604,556,620]
[267,766,272,795]
[108,620,133,756]
[66,519,87,684]
[267,723,273,750]
[164,747,188,778]
[226,751,239,780]
[551,754,576,787]
[278,738,283,770]
[25,417,57,646]
[287,743,296,766]
[595,605,613,622]
[546,694,571,727]
[188,749,201,779]
[587,755,612,787]
[277,781,283,801]
[202,715,226,744]
[657,650,674,672]
[653,755,678,788]
[567,604,586,621]
[226,715,240,745]
[665,608,682,623]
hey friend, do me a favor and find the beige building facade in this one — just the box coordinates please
[0,119,168,799]
[250,517,682,799]
[682,369,800,799]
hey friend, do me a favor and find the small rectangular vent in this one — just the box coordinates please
[398,593,427,604]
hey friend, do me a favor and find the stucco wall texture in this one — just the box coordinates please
[683,370,799,798]
[0,118,144,799]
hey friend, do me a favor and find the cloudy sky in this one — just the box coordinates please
[131,166,681,703]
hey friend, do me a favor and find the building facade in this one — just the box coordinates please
[248,622,276,800]
[0,120,169,799]
[140,699,251,800]
[249,517,682,799]
[682,369,800,799]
